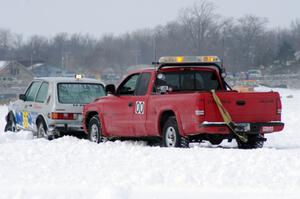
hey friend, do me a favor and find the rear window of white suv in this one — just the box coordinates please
[57,83,105,104]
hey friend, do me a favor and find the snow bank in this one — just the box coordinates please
[0,87,300,199]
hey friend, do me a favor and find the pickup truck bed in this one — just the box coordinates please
[145,91,283,137]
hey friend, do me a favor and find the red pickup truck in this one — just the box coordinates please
[83,56,284,149]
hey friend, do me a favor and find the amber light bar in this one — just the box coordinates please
[158,56,221,64]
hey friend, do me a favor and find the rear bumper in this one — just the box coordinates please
[48,123,84,134]
[198,121,284,134]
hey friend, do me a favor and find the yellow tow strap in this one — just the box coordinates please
[211,90,248,143]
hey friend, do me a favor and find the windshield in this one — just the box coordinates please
[155,71,220,92]
[57,83,105,104]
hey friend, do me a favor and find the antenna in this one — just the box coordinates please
[221,31,225,68]
[153,35,157,62]
[152,35,160,70]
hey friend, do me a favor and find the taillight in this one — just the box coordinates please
[276,98,282,115]
[277,108,282,115]
[50,112,76,120]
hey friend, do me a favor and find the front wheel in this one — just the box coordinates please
[4,113,17,132]
[162,117,189,148]
[88,116,104,143]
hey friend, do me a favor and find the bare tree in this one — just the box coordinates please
[179,0,219,54]
[0,29,14,59]
[1,1,300,75]
[230,15,268,69]
[291,19,300,50]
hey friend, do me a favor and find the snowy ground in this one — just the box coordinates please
[0,87,300,199]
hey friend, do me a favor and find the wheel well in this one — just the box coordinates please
[7,111,15,122]
[85,111,98,130]
[36,115,45,126]
[159,110,175,135]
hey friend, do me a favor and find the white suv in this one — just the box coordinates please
[4,76,105,139]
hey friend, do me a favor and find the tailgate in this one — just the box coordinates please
[204,91,281,123]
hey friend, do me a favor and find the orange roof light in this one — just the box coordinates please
[176,56,184,62]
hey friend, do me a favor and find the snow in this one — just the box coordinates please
[0,87,300,199]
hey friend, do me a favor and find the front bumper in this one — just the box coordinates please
[199,121,284,134]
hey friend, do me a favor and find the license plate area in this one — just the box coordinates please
[235,123,251,132]
[77,113,83,121]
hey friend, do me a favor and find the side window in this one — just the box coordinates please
[118,74,140,95]
[135,73,151,96]
[35,82,49,103]
[25,81,42,101]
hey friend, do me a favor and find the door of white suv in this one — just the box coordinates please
[15,80,42,130]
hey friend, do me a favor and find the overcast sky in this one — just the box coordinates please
[0,0,299,38]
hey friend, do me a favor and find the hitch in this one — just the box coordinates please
[257,135,267,142]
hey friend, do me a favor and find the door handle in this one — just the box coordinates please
[128,102,133,107]
[236,100,246,106]
[28,104,32,107]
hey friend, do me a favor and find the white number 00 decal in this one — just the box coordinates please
[135,101,145,114]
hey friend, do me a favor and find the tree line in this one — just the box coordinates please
[0,0,299,75]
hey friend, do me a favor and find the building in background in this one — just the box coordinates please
[0,60,34,103]
[29,63,63,77]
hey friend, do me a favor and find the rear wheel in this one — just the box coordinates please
[88,116,103,143]
[237,134,265,149]
[4,113,17,132]
[162,117,189,148]
[37,120,53,140]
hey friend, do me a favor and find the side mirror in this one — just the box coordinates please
[19,94,26,101]
[105,84,116,95]
[221,72,227,78]
[220,68,227,78]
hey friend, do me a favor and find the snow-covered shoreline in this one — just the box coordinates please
[0,87,299,199]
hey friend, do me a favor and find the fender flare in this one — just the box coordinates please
[174,111,185,136]
[85,110,109,137]
[158,108,185,136]
[35,114,48,129]
[6,110,16,123]
[97,112,109,137]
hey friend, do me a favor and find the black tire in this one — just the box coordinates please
[208,135,224,145]
[88,116,103,143]
[162,116,189,148]
[237,134,264,149]
[37,120,53,140]
[4,113,17,132]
